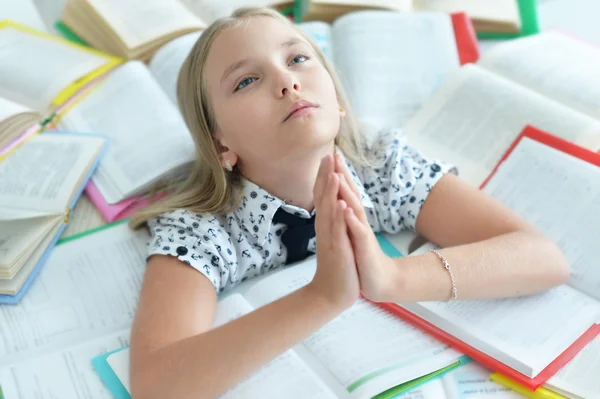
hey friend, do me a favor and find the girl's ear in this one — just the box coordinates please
[214,133,238,171]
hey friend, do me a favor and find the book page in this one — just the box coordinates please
[331,11,460,129]
[0,25,110,111]
[106,293,338,399]
[86,0,205,49]
[0,223,148,367]
[415,0,520,25]
[0,96,35,122]
[403,283,600,377]
[243,260,462,399]
[299,21,333,59]
[148,31,202,105]
[546,335,600,399]
[483,137,600,300]
[178,0,276,24]
[0,330,129,399]
[403,64,600,186]
[314,0,412,9]
[60,194,107,239]
[442,363,522,399]
[0,0,49,33]
[538,0,600,46]
[479,32,600,120]
[0,133,104,213]
[60,62,196,204]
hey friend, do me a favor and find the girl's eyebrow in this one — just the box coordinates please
[221,59,249,86]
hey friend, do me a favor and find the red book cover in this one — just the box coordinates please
[451,12,480,65]
[378,125,600,390]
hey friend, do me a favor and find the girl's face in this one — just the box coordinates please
[204,16,342,171]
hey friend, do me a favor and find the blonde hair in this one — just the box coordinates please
[130,7,373,229]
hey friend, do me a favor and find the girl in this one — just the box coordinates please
[128,7,569,399]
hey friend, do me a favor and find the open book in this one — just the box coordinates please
[379,126,600,391]
[0,0,48,33]
[61,0,207,60]
[0,131,107,303]
[299,10,478,131]
[0,21,120,158]
[402,31,600,187]
[59,61,196,213]
[296,0,521,34]
[0,221,467,399]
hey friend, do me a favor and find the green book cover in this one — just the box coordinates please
[0,384,4,399]
[477,0,539,39]
[54,21,90,47]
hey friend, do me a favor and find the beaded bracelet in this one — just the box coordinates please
[429,249,458,300]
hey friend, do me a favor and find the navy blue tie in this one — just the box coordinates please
[273,208,316,264]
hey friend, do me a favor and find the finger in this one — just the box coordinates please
[313,155,333,209]
[333,199,348,246]
[344,206,369,245]
[338,172,369,224]
[335,154,361,199]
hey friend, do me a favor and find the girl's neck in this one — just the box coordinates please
[240,142,335,213]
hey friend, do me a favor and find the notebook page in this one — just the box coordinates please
[0,133,104,213]
[482,137,600,300]
[479,32,600,120]
[61,62,196,204]
[299,21,332,59]
[86,0,205,49]
[243,260,462,399]
[148,31,202,105]
[442,363,523,399]
[0,330,129,399]
[0,26,109,111]
[546,335,600,399]
[0,223,147,368]
[403,64,600,186]
[0,0,48,32]
[331,11,459,129]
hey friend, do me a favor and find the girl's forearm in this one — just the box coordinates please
[131,285,346,399]
[386,231,570,303]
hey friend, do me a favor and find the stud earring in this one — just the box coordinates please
[339,107,344,113]
[225,160,233,172]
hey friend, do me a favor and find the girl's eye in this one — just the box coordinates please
[289,54,309,65]
[235,77,257,91]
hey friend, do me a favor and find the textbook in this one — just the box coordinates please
[1,222,466,399]
[58,61,196,215]
[299,10,478,131]
[61,0,207,60]
[0,21,121,158]
[377,126,600,390]
[0,131,107,303]
[400,31,600,187]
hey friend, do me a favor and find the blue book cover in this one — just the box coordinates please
[0,131,109,304]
